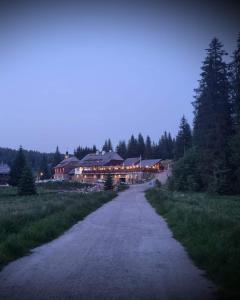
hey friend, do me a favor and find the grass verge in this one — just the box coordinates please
[0,186,116,268]
[146,187,240,299]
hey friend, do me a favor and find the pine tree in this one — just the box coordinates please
[145,136,152,158]
[167,133,174,159]
[39,155,50,180]
[9,146,27,186]
[102,139,113,152]
[53,146,62,167]
[116,141,127,159]
[193,38,232,193]
[229,33,240,193]
[104,173,113,190]
[107,139,113,151]
[230,32,240,132]
[18,165,37,196]
[127,135,138,157]
[137,133,145,158]
[174,116,192,160]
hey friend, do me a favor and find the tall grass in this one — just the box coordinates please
[0,186,116,267]
[146,187,240,299]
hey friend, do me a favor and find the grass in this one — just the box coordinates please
[0,184,116,268]
[36,181,90,190]
[146,187,240,299]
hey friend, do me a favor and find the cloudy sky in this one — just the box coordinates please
[0,1,239,152]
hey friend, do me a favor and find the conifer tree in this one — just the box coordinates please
[193,38,232,193]
[116,141,127,159]
[137,133,145,158]
[174,116,192,160]
[127,135,138,157]
[18,165,37,196]
[230,32,240,131]
[9,146,27,186]
[53,146,62,167]
[104,173,113,190]
[229,33,240,193]
[145,136,152,158]
[102,139,113,152]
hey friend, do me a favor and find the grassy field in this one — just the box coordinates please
[146,187,240,299]
[0,184,116,268]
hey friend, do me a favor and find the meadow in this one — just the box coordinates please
[0,184,116,268]
[146,187,240,299]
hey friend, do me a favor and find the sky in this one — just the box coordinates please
[0,1,240,153]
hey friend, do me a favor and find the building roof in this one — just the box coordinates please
[0,163,10,174]
[140,159,162,167]
[54,156,80,169]
[80,151,123,167]
[123,157,140,166]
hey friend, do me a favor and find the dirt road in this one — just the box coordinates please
[0,174,215,300]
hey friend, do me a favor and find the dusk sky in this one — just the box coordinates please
[1,1,239,153]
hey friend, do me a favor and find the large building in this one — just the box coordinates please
[75,151,163,184]
[53,151,163,184]
[0,163,10,185]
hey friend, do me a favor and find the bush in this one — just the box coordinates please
[104,174,113,190]
[169,148,202,192]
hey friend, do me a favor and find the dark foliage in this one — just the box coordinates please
[9,146,27,186]
[102,139,113,152]
[174,116,192,160]
[52,146,63,167]
[18,165,37,196]
[74,145,97,160]
[39,155,51,180]
[192,38,232,193]
[104,173,113,190]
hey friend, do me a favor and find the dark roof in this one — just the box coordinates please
[0,163,10,174]
[80,152,123,167]
[54,156,81,168]
[141,159,162,167]
[123,157,140,166]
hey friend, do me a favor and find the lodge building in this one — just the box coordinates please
[53,151,163,184]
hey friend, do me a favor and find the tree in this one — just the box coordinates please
[174,116,192,160]
[137,133,145,158]
[116,140,127,159]
[193,38,232,193]
[39,155,51,180]
[168,148,202,192]
[158,132,174,159]
[53,146,62,167]
[104,173,113,190]
[18,165,37,196]
[229,33,240,193]
[102,139,113,152]
[9,146,27,186]
[229,32,240,132]
[127,135,138,157]
[144,136,152,158]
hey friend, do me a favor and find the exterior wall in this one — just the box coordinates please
[73,172,144,185]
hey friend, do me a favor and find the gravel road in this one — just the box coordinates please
[0,174,215,300]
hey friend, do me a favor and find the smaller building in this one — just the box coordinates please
[53,156,81,181]
[0,163,10,185]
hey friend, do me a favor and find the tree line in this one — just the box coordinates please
[169,34,240,195]
[74,132,177,160]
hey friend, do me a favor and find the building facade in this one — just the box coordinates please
[74,152,163,184]
[53,151,164,184]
